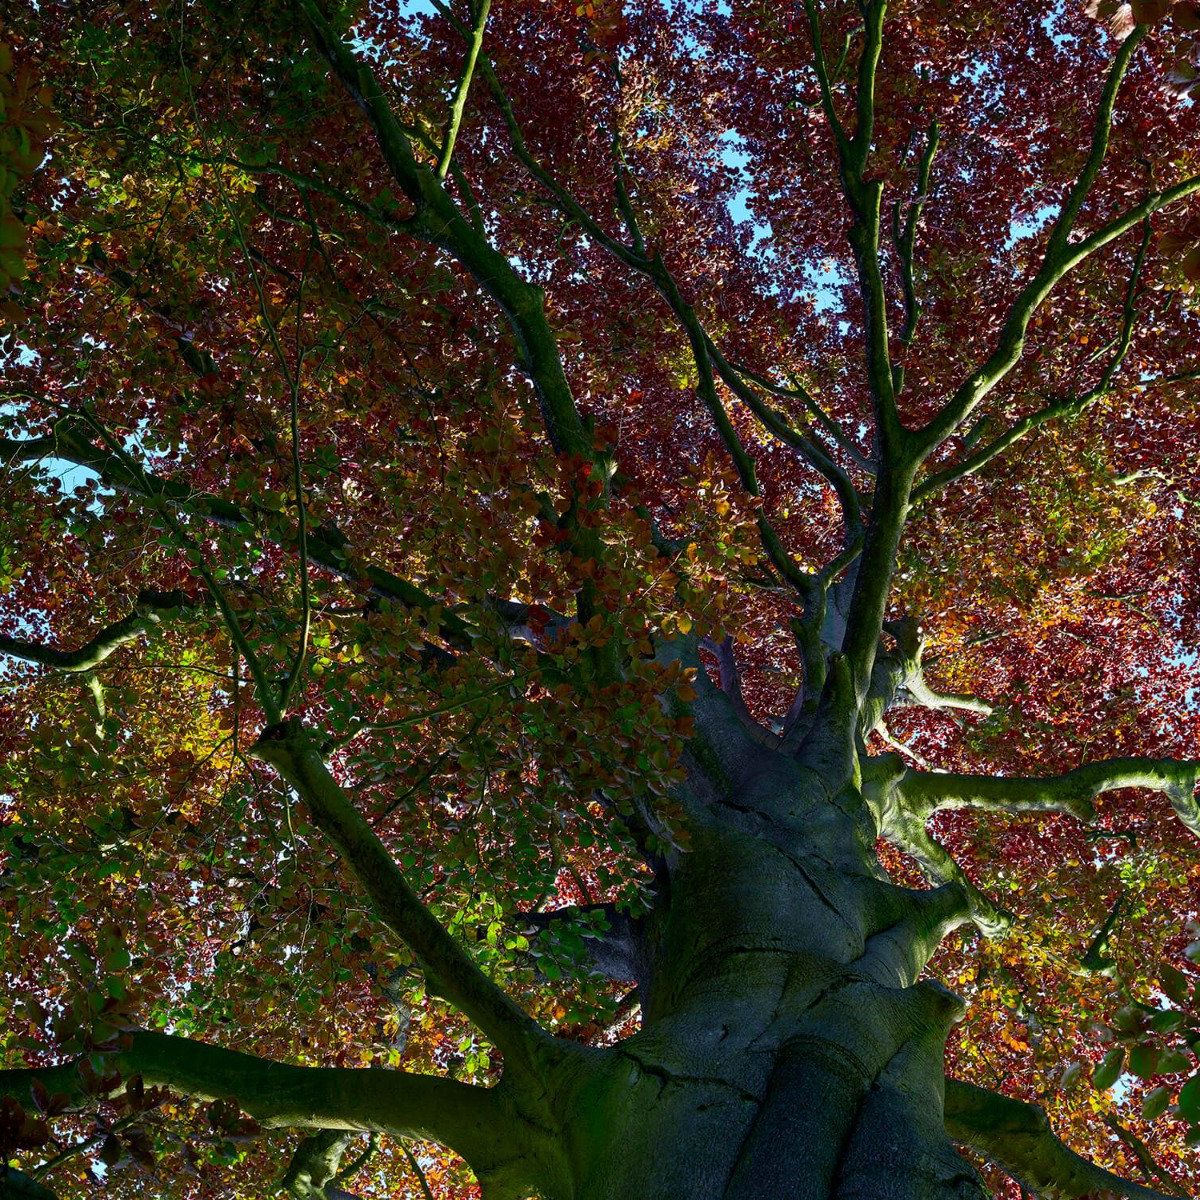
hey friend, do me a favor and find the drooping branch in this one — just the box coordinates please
[0,420,474,650]
[0,1029,509,1171]
[250,718,552,1071]
[944,1078,1179,1200]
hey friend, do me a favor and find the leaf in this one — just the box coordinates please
[1142,1085,1171,1119]
[1161,963,1191,1006]
[1151,1009,1186,1034]
[1159,1047,1192,1074]
[1129,1043,1161,1078]
[99,1134,123,1166]
[1131,0,1174,22]
[1093,1047,1125,1090]
[1178,1073,1200,1122]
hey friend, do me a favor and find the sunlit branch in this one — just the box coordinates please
[895,756,1200,833]
[944,1078,1179,1200]
[281,1130,379,1199]
[0,1029,507,1169]
[251,718,552,1069]
[914,28,1153,456]
[0,590,198,675]
[0,588,206,724]
[914,217,1152,501]
[893,120,940,347]
[881,810,1013,938]
[437,0,492,181]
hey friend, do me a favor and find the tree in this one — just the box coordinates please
[2,0,1200,1195]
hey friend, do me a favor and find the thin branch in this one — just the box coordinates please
[914,216,1153,501]
[0,419,474,650]
[74,411,282,723]
[914,29,1151,456]
[401,1142,437,1200]
[894,120,940,347]
[719,359,874,474]
[436,0,492,181]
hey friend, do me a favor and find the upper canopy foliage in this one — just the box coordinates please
[3,0,1200,1196]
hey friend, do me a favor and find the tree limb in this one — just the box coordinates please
[914,28,1161,456]
[914,215,1152,501]
[436,0,492,182]
[250,718,552,1071]
[0,590,198,674]
[895,757,1200,832]
[0,1029,506,1170]
[944,1077,1179,1200]
[0,420,473,651]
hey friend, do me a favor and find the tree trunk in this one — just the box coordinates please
[513,741,989,1200]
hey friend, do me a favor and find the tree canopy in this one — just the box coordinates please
[3,1,1200,1197]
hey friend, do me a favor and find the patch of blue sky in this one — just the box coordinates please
[1006,202,1060,250]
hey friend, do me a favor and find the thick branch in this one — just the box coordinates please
[944,1078,1178,1200]
[0,1030,505,1170]
[251,718,551,1070]
[896,757,1200,832]
[297,0,590,461]
[0,590,197,673]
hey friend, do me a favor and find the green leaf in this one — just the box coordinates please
[1151,1009,1186,1034]
[1093,1047,1125,1091]
[1178,1073,1200,1122]
[1129,1044,1162,1079]
[1142,1085,1171,1120]
[1159,1048,1192,1075]
[1161,963,1192,1006]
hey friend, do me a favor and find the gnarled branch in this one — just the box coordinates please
[251,718,551,1071]
[0,1029,506,1172]
[895,757,1200,833]
[944,1077,1178,1200]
